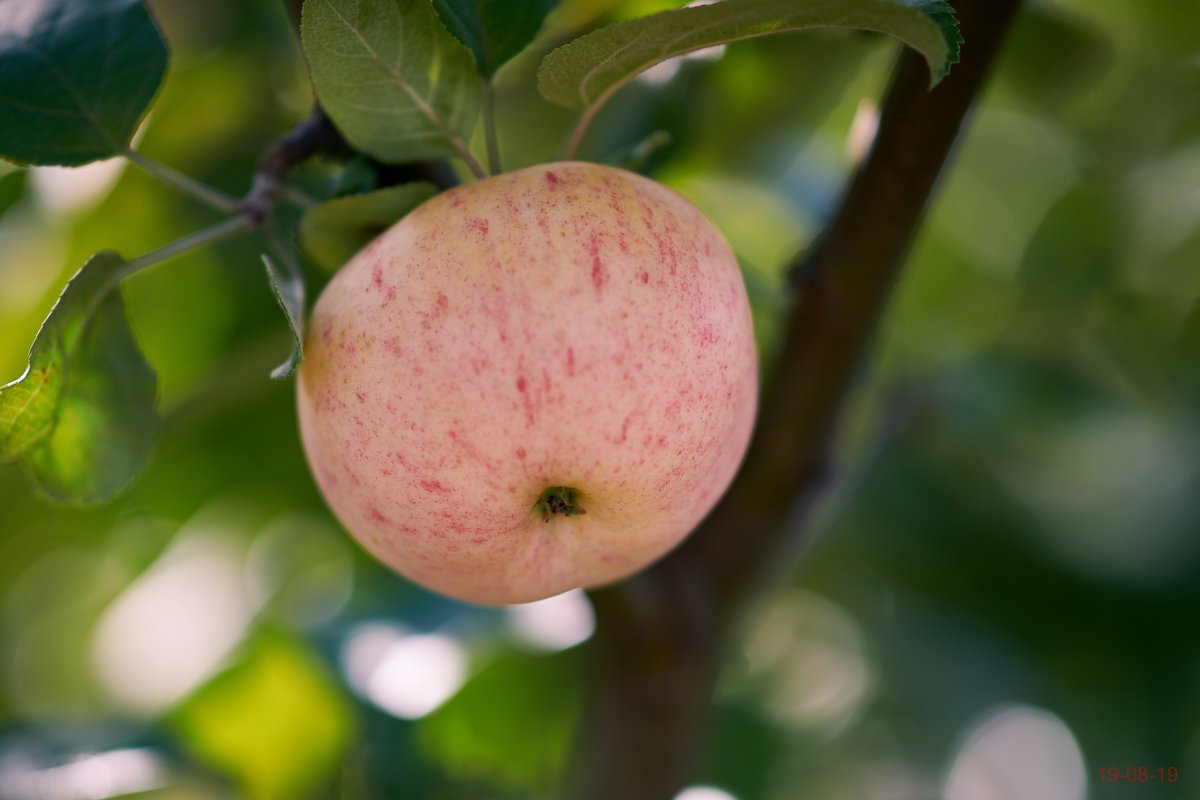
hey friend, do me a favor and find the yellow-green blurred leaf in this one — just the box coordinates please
[172,629,353,800]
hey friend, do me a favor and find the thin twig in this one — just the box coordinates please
[561,105,598,161]
[121,147,241,214]
[483,82,502,175]
[80,215,253,328]
[240,103,356,226]
[457,148,489,181]
[116,216,253,282]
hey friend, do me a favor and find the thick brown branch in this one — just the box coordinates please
[573,1,1024,797]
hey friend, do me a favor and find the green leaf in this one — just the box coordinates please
[0,170,26,218]
[329,157,383,197]
[432,0,557,78]
[0,0,168,166]
[297,182,438,272]
[418,650,582,793]
[538,0,962,114]
[263,255,306,380]
[302,0,482,165]
[0,251,159,503]
[172,630,353,800]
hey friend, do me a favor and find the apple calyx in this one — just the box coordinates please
[535,486,586,522]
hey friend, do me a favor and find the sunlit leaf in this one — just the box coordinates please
[302,0,481,165]
[173,629,353,800]
[432,0,557,78]
[0,251,159,503]
[0,0,168,166]
[297,182,439,272]
[538,0,961,117]
[263,254,306,380]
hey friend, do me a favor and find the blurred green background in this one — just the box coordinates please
[2,1,1199,798]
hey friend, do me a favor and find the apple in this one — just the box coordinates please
[296,161,758,605]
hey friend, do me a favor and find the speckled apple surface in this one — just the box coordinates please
[297,161,758,605]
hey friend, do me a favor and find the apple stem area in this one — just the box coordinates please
[534,486,586,522]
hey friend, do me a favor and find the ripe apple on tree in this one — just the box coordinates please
[0,0,959,598]
[296,161,759,605]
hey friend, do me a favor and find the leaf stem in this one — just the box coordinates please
[483,82,502,176]
[116,216,254,283]
[121,147,241,214]
[80,215,254,352]
[277,183,318,210]
[561,105,600,161]
[458,145,489,181]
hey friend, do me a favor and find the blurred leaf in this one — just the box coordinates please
[329,157,384,197]
[302,0,482,164]
[418,651,582,794]
[0,169,26,218]
[1002,5,1111,107]
[173,629,353,800]
[538,0,961,114]
[432,0,556,78]
[262,254,306,380]
[1180,299,1200,403]
[0,251,159,503]
[246,512,354,628]
[1017,177,1127,318]
[700,704,785,800]
[1095,290,1186,410]
[0,0,167,166]
[298,182,439,272]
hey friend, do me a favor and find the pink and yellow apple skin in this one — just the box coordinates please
[297,161,758,605]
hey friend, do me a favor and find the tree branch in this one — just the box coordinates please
[240,99,460,226]
[240,103,355,225]
[572,1,1024,797]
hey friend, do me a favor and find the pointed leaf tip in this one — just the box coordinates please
[264,254,306,380]
[537,0,963,115]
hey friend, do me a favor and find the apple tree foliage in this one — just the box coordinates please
[0,0,960,504]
